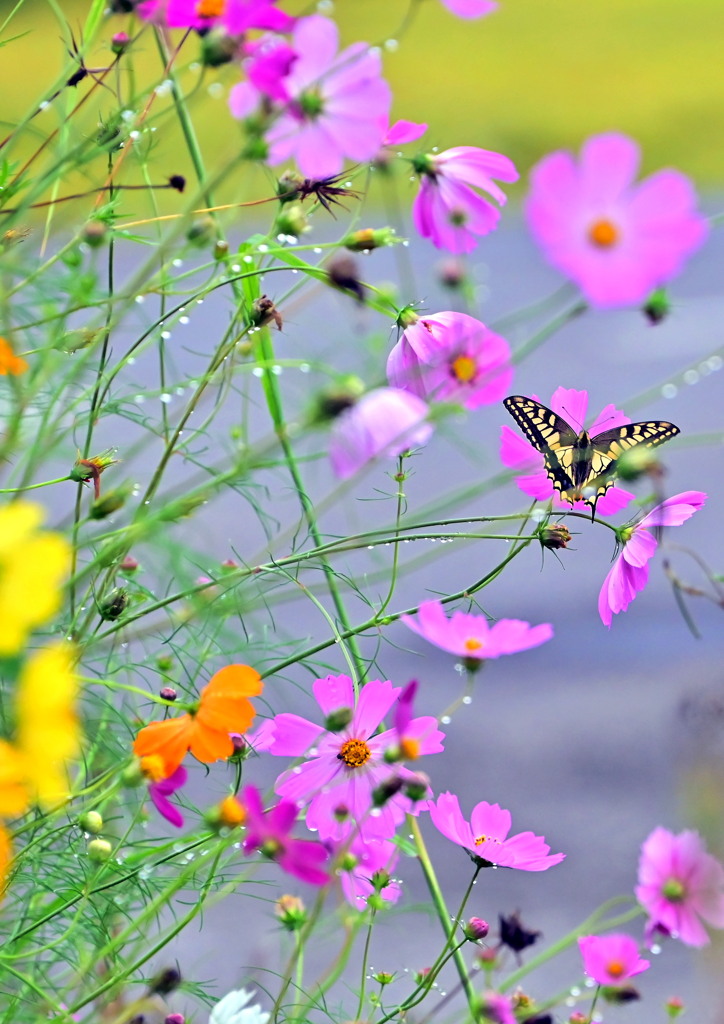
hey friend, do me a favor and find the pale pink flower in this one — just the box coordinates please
[329,387,433,480]
[138,0,293,33]
[241,785,330,885]
[477,993,515,1024]
[231,16,392,179]
[578,934,650,986]
[267,675,445,842]
[412,146,518,253]
[401,600,553,662]
[500,386,636,516]
[428,792,565,871]
[440,0,497,18]
[598,490,706,627]
[636,827,724,947]
[526,133,707,308]
[336,833,401,909]
[387,311,512,410]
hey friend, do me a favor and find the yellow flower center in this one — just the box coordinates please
[588,218,619,248]
[662,877,686,902]
[464,638,483,652]
[337,738,372,768]
[196,0,225,17]
[140,754,167,783]
[219,795,246,827]
[400,737,421,761]
[607,959,625,978]
[451,355,477,383]
[474,833,501,846]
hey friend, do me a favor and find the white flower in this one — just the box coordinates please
[210,989,270,1024]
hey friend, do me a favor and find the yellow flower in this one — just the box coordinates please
[0,337,28,376]
[0,503,71,656]
[15,644,80,808]
[0,741,28,818]
[0,824,11,898]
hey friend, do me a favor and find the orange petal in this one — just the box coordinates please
[197,695,257,734]
[188,726,234,764]
[203,664,263,700]
[133,716,193,774]
[197,665,262,733]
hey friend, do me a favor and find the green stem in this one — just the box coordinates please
[0,475,70,493]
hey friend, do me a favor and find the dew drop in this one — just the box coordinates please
[708,355,723,371]
[135,295,145,304]
[441,715,451,725]
[161,331,171,340]
[208,82,224,98]
[134,395,145,404]
[257,243,269,253]
[661,383,677,399]
[462,695,472,705]
[160,393,172,403]
[313,247,323,254]
[683,369,699,385]
[179,316,190,325]
[384,38,399,52]
[252,367,264,377]
[300,363,310,373]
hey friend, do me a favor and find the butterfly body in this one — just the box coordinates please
[503,395,680,515]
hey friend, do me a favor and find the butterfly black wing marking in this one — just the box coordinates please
[503,396,680,515]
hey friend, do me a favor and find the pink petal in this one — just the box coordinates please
[313,674,355,717]
[384,119,428,145]
[268,713,325,756]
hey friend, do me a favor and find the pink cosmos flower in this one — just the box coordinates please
[267,675,445,841]
[500,386,636,516]
[387,680,442,763]
[598,490,707,627]
[387,311,512,410]
[138,0,293,34]
[383,120,428,147]
[429,792,565,871]
[439,0,497,18]
[148,765,187,828]
[635,827,724,947]
[241,785,330,885]
[336,833,401,909]
[526,133,708,308]
[412,146,518,254]
[230,16,392,179]
[578,934,650,986]
[401,600,553,662]
[329,387,433,480]
[477,993,515,1024]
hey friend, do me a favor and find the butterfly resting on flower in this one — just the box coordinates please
[503,395,679,518]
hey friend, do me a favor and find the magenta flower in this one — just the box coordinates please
[412,146,518,254]
[267,675,445,841]
[241,785,330,885]
[578,934,650,986]
[635,827,724,947]
[598,490,707,627]
[336,833,401,910]
[526,133,707,308]
[387,680,443,763]
[148,765,187,828]
[329,387,433,480]
[401,600,553,662]
[500,387,636,516]
[230,16,392,179]
[429,792,565,871]
[138,0,293,33]
[383,120,428,147]
[439,0,497,18]
[387,311,512,410]
[477,993,515,1024]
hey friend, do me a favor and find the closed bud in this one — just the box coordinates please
[220,559,238,572]
[87,838,113,862]
[464,917,489,941]
[277,170,305,202]
[228,733,248,762]
[165,1016,185,1024]
[616,444,663,482]
[159,493,209,521]
[167,175,186,193]
[339,852,358,871]
[186,216,214,247]
[333,803,350,823]
[83,220,108,248]
[327,256,364,304]
[601,984,640,1005]
[214,240,229,261]
[373,972,395,985]
[120,555,139,572]
[275,894,306,931]
[205,795,246,831]
[200,29,239,67]
[476,946,498,966]
[414,967,432,985]
[371,869,392,893]
[148,967,182,996]
[309,376,365,424]
[121,761,145,787]
[274,203,309,238]
[98,588,129,621]
[539,523,571,550]
[666,997,685,1018]
[250,295,283,331]
[372,776,404,808]
[159,686,177,702]
[90,486,130,519]
[403,772,429,803]
[643,287,671,325]
[324,707,354,732]
[80,811,104,834]
[111,31,130,54]
[157,655,174,672]
[70,448,119,498]
[343,227,396,252]
[396,305,420,329]
[437,258,467,289]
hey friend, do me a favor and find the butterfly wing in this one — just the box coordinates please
[588,420,680,481]
[503,395,581,497]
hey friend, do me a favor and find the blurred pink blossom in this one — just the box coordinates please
[401,600,553,661]
[387,310,512,409]
[578,933,650,986]
[526,133,707,308]
[138,0,293,33]
[336,833,401,909]
[329,387,432,479]
[439,0,497,18]
[429,792,565,871]
[500,386,636,516]
[636,827,724,947]
[598,490,706,627]
[412,146,518,253]
[241,785,330,885]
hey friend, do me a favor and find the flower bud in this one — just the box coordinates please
[338,852,358,871]
[111,31,130,54]
[214,239,229,261]
[186,216,215,247]
[309,376,365,424]
[643,287,671,325]
[414,967,432,985]
[277,170,305,202]
[220,559,238,572]
[324,707,354,732]
[327,256,364,304]
[249,295,283,331]
[539,523,571,550]
[403,772,430,803]
[228,733,248,762]
[333,803,350,823]
[343,227,396,252]
[275,894,306,931]
[568,1014,588,1024]
[80,811,104,834]
[121,761,145,787]
[437,258,467,290]
[371,869,392,893]
[70,448,119,498]
[90,487,130,519]
[373,972,395,985]
[371,776,404,807]
[98,588,129,621]
[274,203,309,238]
[165,1015,185,1024]
[666,997,685,1018]
[83,220,108,248]
[120,555,139,573]
[87,838,113,862]
[476,946,498,967]
[148,967,182,996]
[395,305,420,329]
[601,984,640,1004]
[159,686,177,702]
[200,29,239,67]
[206,795,246,831]
[464,917,490,941]
[157,655,174,672]
[615,445,663,482]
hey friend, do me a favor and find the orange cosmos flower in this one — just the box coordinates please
[0,337,28,376]
[133,664,262,775]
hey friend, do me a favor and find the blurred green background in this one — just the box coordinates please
[1,0,723,220]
